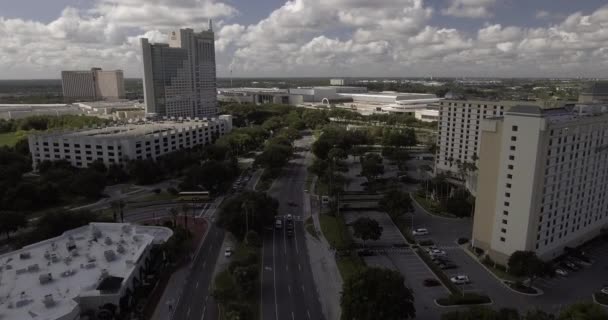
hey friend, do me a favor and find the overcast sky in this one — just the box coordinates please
[1,0,607,79]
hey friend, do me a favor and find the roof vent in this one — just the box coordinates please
[84,262,96,269]
[61,269,77,277]
[39,273,53,284]
[43,294,56,308]
[121,225,132,234]
[66,240,77,251]
[19,252,31,260]
[16,268,27,275]
[104,236,113,245]
[92,226,102,239]
[104,250,117,262]
[117,244,126,254]
[27,264,39,272]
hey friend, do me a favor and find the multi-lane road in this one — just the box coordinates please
[262,134,325,320]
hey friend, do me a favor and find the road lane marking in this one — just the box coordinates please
[201,306,206,320]
[206,296,209,302]
[273,227,279,320]
[187,307,191,317]
[298,264,302,271]
[301,285,305,292]
[307,310,311,319]
[196,281,199,289]
[292,311,295,320]
[288,285,291,294]
[286,265,289,271]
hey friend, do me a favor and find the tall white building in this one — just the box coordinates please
[473,104,608,264]
[141,25,218,119]
[28,115,232,170]
[61,68,125,100]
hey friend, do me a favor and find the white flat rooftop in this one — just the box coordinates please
[0,223,172,320]
[31,118,224,139]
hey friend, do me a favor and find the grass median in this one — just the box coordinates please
[318,213,366,281]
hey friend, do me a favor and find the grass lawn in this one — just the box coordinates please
[412,194,457,218]
[304,217,319,240]
[0,131,29,147]
[337,254,365,281]
[319,214,352,250]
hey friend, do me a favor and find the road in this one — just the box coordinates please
[171,223,224,320]
[261,134,325,320]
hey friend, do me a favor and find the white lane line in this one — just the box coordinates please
[292,311,295,320]
[187,307,191,317]
[298,263,302,271]
[203,261,207,268]
[288,285,292,294]
[206,296,209,302]
[307,310,311,319]
[196,281,199,289]
[301,285,305,293]
[283,221,287,254]
[201,306,206,320]
[273,227,279,320]
[286,265,289,271]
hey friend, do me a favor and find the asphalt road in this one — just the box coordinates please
[172,223,224,320]
[262,134,325,320]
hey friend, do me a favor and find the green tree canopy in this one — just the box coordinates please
[507,251,552,287]
[0,211,28,240]
[360,153,384,182]
[341,267,415,320]
[352,217,383,246]
[379,189,413,218]
[218,191,279,239]
[558,303,607,320]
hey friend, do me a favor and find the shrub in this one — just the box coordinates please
[436,293,491,306]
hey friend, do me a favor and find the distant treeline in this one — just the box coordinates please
[0,115,111,134]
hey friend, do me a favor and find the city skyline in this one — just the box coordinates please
[0,0,607,79]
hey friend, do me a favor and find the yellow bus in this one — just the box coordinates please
[178,191,211,202]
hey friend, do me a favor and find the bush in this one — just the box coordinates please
[423,278,440,287]
[509,281,539,294]
[457,237,469,245]
[436,293,491,306]
[153,188,161,194]
[419,239,435,246]
[167,187,179,195]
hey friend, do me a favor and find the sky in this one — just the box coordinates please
[0,0,607,79]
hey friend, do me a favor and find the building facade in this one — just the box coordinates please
[28,115,232,170]
[61,68,125,100]
[141,26,217,119]
[434,100,553,180]
[472,104,608,264]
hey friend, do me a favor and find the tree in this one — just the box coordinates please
[360,153,384,182]
[379,189,413,218]
[256,144,292,169]
[88,160,107,174]
[507,251,550,287]
[352,217,383,247]
[106,164,129,184]
[525,310,556,320]
[71,170,107,198]
[218,191,279,239]
[127,159,162,185]
[0,211,27,240]
[232,264,258,296]
[341,267,415,320]
[110,200,126,222]
[169,207,179,227]
[558,303,607,320]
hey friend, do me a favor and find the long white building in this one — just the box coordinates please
[473,104,608,264]
[28,115,232,170]
[141,25,218,118]
[0,223,173,320]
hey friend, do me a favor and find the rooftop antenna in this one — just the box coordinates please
[208,19,213,32]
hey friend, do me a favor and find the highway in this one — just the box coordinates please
[262,134,325,320]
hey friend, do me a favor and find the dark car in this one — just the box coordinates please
[438,263,458,270]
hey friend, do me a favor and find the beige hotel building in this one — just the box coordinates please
[472,104,608,264]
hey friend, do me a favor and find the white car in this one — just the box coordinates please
[450,275,470,284]
[224,246,233,258]
[601,287,608,295]
[428,249,447,257]
[555,268,568,277]
[412,228,429,236]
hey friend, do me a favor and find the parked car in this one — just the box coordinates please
[555,268,568,277]
[412,228,429,236]
[275,219,283,229]
[601,287,608,295]
[562,261,579,271]
[224,246,233,257]
[428,249,447,257]
[438,262,458,270]
[423,278,441,287]
[450,275,470,284]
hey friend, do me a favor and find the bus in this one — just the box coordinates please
[178,191,211,202]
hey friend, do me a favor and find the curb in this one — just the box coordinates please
[503,281,543,296]
[409,192,460,220]
[592,293,608,307]
[433,298,494,308]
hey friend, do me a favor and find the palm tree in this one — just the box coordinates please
[169,207,179,227]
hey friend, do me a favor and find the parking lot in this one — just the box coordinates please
[363,248,447,318]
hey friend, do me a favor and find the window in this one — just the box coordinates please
[510,146,516,151]
[505,193,511,198]
[507,174,513,179]
[500,237,506,242]
[501,228,506,233]
[503,210,509,216]
[506,183,512,188]
[509,155,515,160]
[511,136,517,141]
[508,164,514,170]
[502,219,508,224]
[512,125,518,132]
[504,202,510,207]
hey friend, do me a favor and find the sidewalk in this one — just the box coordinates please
[304,177,343,320]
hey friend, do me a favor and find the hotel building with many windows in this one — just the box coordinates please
[472,104,608,264]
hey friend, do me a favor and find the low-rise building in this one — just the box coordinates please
[0,223,172,320]
[472,104,608,264]
[217,88,295,105]
[0,104,85,120]
[28,115,232,170]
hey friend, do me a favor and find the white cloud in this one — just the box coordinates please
[441,0,496,18]
[1,1,608,78]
